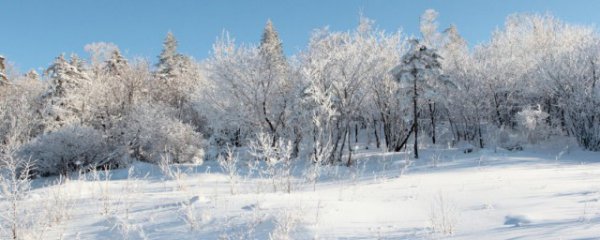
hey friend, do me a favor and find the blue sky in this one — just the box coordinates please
[2,0,600,72]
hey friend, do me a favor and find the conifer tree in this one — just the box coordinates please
[258,20,290,146]
[41,54,90,131]
[104,49,128,76]
[157,31,183,80]
[0,55,8,85]
[393,40,444,159]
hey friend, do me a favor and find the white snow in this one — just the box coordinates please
[3,143,600,239]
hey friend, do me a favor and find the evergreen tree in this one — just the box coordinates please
[260,19,287,78]
[155,32,200,122]
[157,31,185,80]
[42,54,90,131]
[104,49,128,76]
[0,55,8,85]
[258,19,290,146]
[25,69,39,81]
[393,39,444,159]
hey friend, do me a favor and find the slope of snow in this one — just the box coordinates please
[3,144,600,239]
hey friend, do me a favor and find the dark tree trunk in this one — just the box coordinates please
[393,123,415,152]
[373,119,380,149]
[339,125,348,163]
[429,102,436,145]
[477,121,484,148]
[346,125,353,167]
[291,126,302,159]
[413,73,419,159]
[355,123,359,143]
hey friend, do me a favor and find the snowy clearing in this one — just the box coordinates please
[4,145,600,239]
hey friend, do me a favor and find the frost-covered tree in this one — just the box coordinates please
[440,24,479,145]
[85,48,134,133]
[393,39,444,159]
[538,34,600,150]
[157,32,181,79]
[348,19,410,152]
[207,21,296,152]
[420,9,442,49]
[0,55,8,85]
[417,10,459,145]
[302,18,385,165]
[41,54,90,132]
[154,32,204,127]
[104,49,128,76]
[258,20,292,146]
[0,71,44,149]
[84,42,119,73]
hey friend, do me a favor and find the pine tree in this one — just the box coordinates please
[155,32,199,121]
[42,54,90,131]
[25,69,39,81]
[0,55,8,85]
[104,49,128,76]
[157,31,183,80]
[260,19,287,77]
[392,39,444,159]
[258,20,290,146]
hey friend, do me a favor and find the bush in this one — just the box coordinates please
[17,124,122,177]
[516,106,551,144]
[115,103,206,164]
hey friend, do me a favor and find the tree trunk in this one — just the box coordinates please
[477,120,484,148]
[346,125,353,167]
[338,125,348,163]
[393,123,415,152]
[355,123,359,143]
[373,119,380,149]
[413,75,419,159]
[429,101,436,145]
[291,126,302,159]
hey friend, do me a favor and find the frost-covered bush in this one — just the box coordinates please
[249,132,294,193]
[516,106,551,144]
[17,124,120,177]
[116,103,206,164]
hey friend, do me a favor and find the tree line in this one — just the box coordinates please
[0,10,599,176]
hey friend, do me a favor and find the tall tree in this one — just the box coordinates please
[157,31,180,79]
[0,55,8,85]
[41,54,90,131]
[258,19,290,146]
[393,39,444,159]
[104,49,128,76]
[155,32,201,122]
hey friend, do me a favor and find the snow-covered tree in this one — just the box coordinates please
[420,9,442,49]
[0,55,8,85]
[207,21,296,152]
[157,32,181,78]
[84,48,134,133]
[154,32,204,127]
[392,39,445,159]
[84,42,119,73]
[258,20,293,146]
[104,49,128,76]
[302,18,387,165]
[41,54,90,132]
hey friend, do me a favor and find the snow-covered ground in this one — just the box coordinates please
[3,143,600,239]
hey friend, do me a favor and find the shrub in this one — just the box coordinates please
[17,124,121,177]
[516,105,551,144]
[116,103,206,164]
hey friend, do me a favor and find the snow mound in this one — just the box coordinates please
[504,215,532,227]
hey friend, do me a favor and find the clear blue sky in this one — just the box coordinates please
[2,0,600,72]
